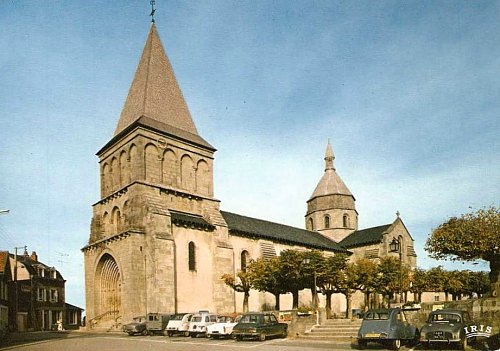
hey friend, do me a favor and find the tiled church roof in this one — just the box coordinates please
[221,211,350,254]
[114,24,200,138]
[339,224,392,248]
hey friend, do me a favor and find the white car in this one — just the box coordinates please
[206,314,241,339]
[165,313,193,337]
[188,312,218,337]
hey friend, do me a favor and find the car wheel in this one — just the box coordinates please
[358,339,367,350]
[141,329,148,336]
[167,331,173,337]
[183,331,189,337]
[281,328,288,338]
[412,329,420,346]
[235,335,243,342]
[391,339,401,350]
[190,332,197,338]
[149,330,154,336]
[259,332,266,341]
[128,332,134,336]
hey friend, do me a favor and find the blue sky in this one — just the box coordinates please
[0,1,499,309]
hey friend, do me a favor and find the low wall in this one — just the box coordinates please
[418,297,500,332]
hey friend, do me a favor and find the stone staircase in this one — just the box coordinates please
[301,318,362,342]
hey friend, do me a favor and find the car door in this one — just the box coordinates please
[268,313,281,336]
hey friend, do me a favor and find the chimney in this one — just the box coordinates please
[30,251,38,262]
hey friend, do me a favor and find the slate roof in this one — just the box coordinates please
[115,24,199,137]
[221,211,350,254]
[170,210,215,230]
[9,253,65,280]
[339,224,392,248]
[98,115,215,156]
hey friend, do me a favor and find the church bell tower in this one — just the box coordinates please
[305,141,358,242]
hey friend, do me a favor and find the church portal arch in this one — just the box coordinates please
[94,253,122,321]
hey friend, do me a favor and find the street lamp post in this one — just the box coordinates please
[389,237,404,304]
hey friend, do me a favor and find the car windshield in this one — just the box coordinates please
[364,311,389,320]
[217,316,233,323]
[171,314,185,320]
[428,313,462,323]
[239,315,262,323]
[192,316,202,322]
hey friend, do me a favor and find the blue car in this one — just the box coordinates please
[357,308,420,350]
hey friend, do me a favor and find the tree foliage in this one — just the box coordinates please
[221,270,252,312]
[425,206,500,296]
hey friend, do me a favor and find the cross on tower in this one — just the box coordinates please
[150,0,156,23]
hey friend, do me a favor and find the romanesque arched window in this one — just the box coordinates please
[181,155,195,191]
[343,214,349,228]
[324,215,330,229]
[188,242,196,271]
[196,159,210,196]
[308,218,314,231]
[241,250,249,272]
[145,143,160,183]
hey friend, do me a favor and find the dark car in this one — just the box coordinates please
[231,312,288,341]
[357,308,419,350]
[146,313,173,335]
[420,309,473,350]
[122,316,147,336]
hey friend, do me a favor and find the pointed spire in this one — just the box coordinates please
[324,139,335,171]
[114,24,199,137]
[309,140,353,200]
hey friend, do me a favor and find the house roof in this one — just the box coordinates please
[339,224,392,248]
[114,24,199,138]
[65,302,84,311]
[221,211,350,254]
[9,253,65,280]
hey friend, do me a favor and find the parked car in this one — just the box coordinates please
[122,316,147,336]
[188,312,218,337]
[165,313,193,337]
[231,312,288,341]
[146,313,173,336]
[420,309,473,350]
[206,314,241,339]
[357,308,419,350]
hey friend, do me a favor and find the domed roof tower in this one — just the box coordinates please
[305,141,358,242]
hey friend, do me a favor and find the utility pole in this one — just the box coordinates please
[13,245,27,331]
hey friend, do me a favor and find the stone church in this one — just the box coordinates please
[82,24,417,327]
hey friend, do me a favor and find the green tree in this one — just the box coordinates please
[316,254,349,318]
[355,259,379,309]
[221,270,252,312]
[410,268,428,303]
[425,206,500,296]
[279,250,308,309]
[302,250,326,309]
[426,266,447,295]
[246,257,286,310]
[376,257,410,307]
[336,262,364,318]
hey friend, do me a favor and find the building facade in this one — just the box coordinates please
[8,251,66,331]
[83,24,417,329]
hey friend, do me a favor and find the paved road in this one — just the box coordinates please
[0,332,472,351]
[0,332,355,351]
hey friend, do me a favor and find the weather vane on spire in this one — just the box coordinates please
[150,0,156,23]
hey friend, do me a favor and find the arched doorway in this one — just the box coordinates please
[95,253,121,321]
